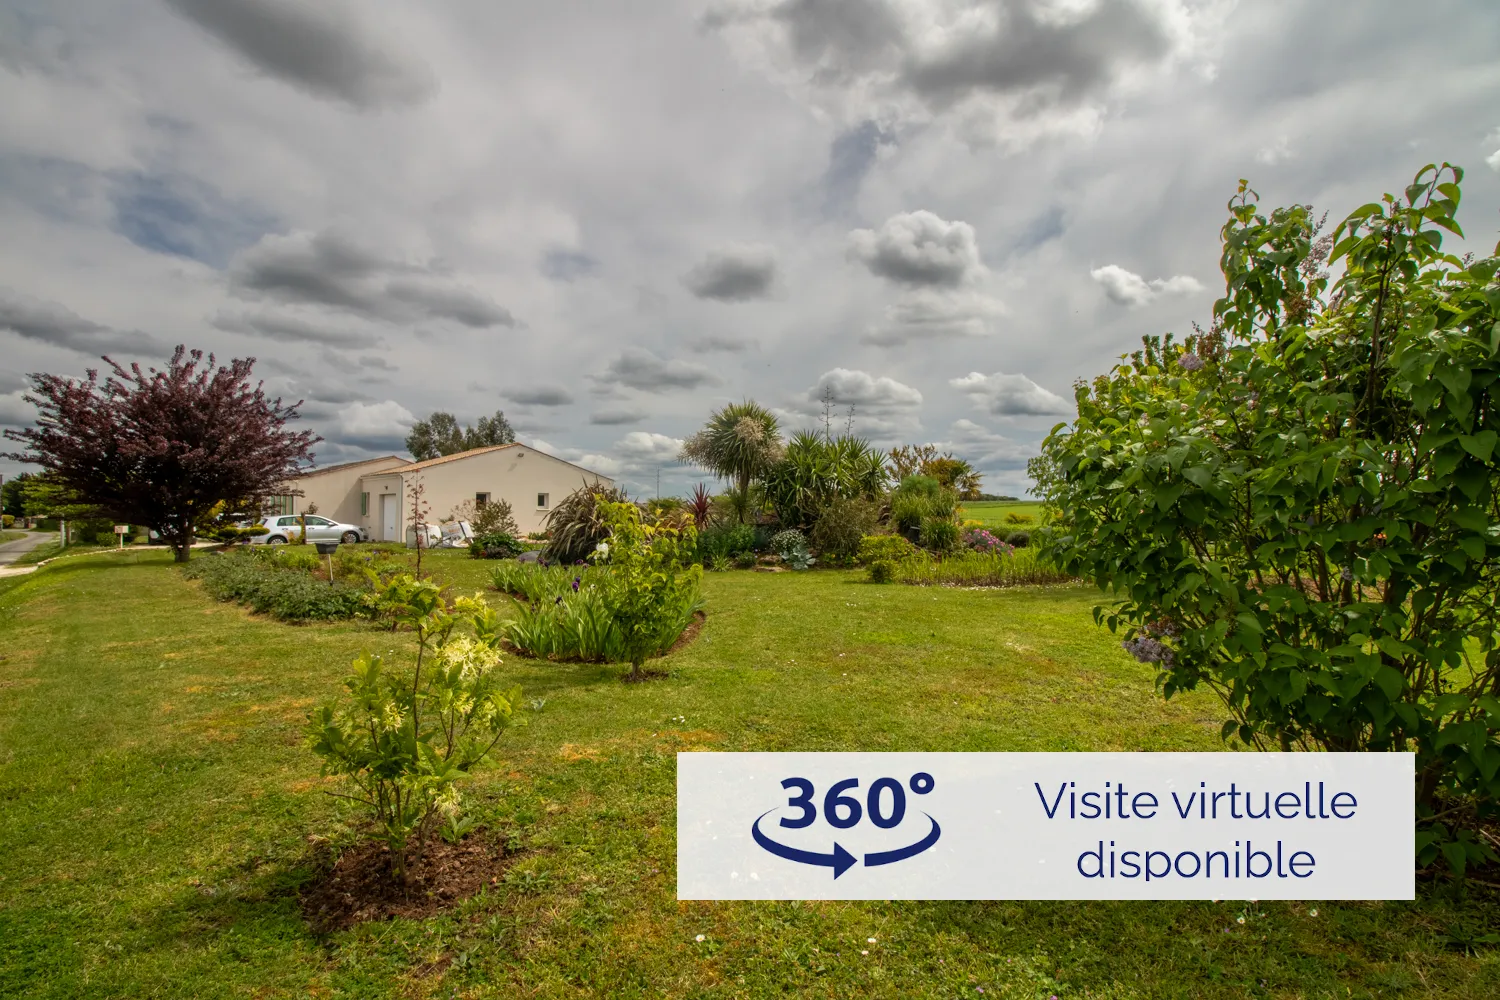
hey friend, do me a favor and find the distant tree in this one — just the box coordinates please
[405,412,465,461]
[2,346,317,562]
[405,409,516,460]
[679,400,784,524]
[1,471,32,518]
[889,445,984,499]
[465,410,516,450]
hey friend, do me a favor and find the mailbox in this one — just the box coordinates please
[314,541,340,555]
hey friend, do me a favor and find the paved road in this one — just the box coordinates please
[0,531,56,568]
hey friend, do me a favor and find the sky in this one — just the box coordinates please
[2,0,1498,500]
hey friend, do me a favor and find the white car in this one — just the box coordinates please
[251,514,367,545]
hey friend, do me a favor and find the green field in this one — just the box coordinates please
[0,531,28,545]
[0,549,1495,998]
[958,500,1046,528]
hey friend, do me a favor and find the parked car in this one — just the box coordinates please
[250,514,367,545]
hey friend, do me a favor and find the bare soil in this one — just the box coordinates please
[300,833,512,933]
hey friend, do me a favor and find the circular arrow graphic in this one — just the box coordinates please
[751,810,941,879]
[863,813,941,867]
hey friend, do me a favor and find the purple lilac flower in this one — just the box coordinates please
[1123,635,1174,667]
[1178,352,1205,372]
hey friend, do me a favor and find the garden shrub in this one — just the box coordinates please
[733,550,757,569]
[857,533,919,565]
[962,526,1012,554]
[919,516,959,552]
[306,585,521,883]
[182,550,367,621]
[469,531,523,559]
[809,497,880,564]
[760,432,888,529]
[1004,512,1035,525]
[542,484,631,563]
[1004,530,1031,548]
[873,549,1073,587]
[1034,164,1500,874]
[499,580,703,664]
[769,528,814,570]
[696,523,756,564]
[1,514,11,529]
[449,497,519,537]
[867,559,895,584]
[595,500,703,680]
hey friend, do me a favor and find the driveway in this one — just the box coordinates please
[0,531,56,574]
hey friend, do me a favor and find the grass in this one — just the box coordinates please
[0,549,1495,998]
[959,500,1046,528]
[0,531,28,545]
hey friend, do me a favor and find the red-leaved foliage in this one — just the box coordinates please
[2,346,319,561]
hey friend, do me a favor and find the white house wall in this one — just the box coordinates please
[286,456,409,524]
[360,447,613,541]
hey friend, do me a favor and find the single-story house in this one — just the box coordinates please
[279,444,615,542]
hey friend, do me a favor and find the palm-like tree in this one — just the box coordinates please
[679,400,784,523]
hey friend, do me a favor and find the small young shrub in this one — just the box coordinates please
[1003,512,1035,525]
[469,531,523,559]
[708,553,732,572]
[857,533,919,565]
[919,516,959,552]
[733,550,757,569]
[306,589,521,883]
[182,550,367,621]
[596,500,703,680]
[809,497,880,564]
[769,529,806,559]
[1,514,12,529]
[1005,530,1031,548]
[697,523,756,564]
[867,559,895,584]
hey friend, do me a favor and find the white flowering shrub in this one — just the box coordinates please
[306,587,521,883]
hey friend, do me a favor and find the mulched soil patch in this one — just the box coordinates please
[300,833,512,933]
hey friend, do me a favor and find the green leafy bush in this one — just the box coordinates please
[760,432,888,529]
[769,528,815,570]
[542,484,631,563]
[306,586,520,883]
[696,523,756,564]
[1004,529,1031,548]
[182,551,367,621]
[500,582,703,663]
[871,549,1073,587]
[733,550,757,569]
[919,515,959,552]
[857,533,919,564]
[0,514,12,529]
[1034,164,1500,873]
[469,531,523,559]
[596,500,703,680]
[809,497,880,564]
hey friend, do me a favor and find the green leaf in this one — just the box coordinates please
[1458,431,1497,462]
[1373,665,1405,701]
[1235,612,1264,635]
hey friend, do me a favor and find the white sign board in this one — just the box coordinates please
[677,752,1413,900]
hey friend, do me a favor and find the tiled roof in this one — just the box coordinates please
[291,455,408,479]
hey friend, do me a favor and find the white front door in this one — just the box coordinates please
[380,495,397,541]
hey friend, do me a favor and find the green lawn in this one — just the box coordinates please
[0,531,28,545]
[959,500,1046,529]
[0,550,1495,998]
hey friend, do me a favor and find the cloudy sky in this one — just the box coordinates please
[2,0,1498,498]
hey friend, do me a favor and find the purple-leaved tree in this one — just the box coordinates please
[2,346,319,562]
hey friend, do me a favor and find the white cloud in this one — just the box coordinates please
[950,371,1071,416]
[1486,128,1500,173]
[333,399,414,448]
[848,210,987,288]
[1090,264,1203,307]
[863,288,1005,345]
[940,418,1036,470]
[0,391,37,427]
[808,368,923,410]
[615,431,684,465]
[1255,135,1294,165]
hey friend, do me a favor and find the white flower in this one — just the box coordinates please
[595,541,610,556]
[867,937,877,943]
[694,934,706,943]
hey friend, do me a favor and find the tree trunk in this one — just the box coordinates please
[174,542,191,562]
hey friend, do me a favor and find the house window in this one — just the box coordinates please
[475,492,490,506]
[536,492,550,509]
[360,492,369,516]
[275,495,295,515]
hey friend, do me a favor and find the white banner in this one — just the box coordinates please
[677,752,1414,900]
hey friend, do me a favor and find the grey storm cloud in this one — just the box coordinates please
[212,309,382,348]
[681,244,778,301]
[503,385,576,407]
[541,250,599,282]
[847,211,986,288]
[862,290,1005,346]
[687,333,755,353]
[589,406,648,426]
[0,391,36,426]
[162,0,437,110]
[0,290,163,357]
[226,231,516,328]
[593,348,723,392]
[706,0,1177,116]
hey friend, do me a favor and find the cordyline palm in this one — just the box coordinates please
[679,400,783,524]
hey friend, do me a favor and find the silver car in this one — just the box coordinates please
[252,514,367,545]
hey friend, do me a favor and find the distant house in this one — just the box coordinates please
[279,444,614,542]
